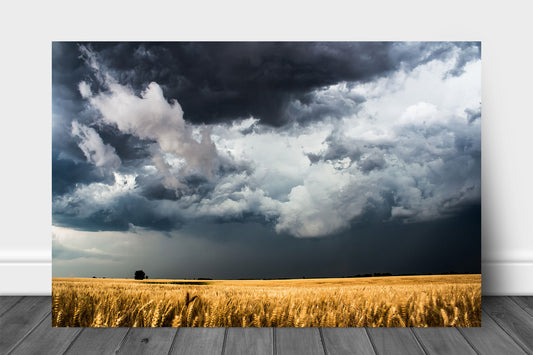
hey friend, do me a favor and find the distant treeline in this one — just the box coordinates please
[90,270,473,280]
[238,271,474,281]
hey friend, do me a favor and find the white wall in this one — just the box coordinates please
[1,0,532,295]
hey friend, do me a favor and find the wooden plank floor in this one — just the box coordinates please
[0,297,532,354]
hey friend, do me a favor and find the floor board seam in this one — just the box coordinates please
[5,310,51,355]
[60,327,85,355]
[272,327,276,355]
[483,306,531,354]
[166,327,180,355]
[363,328,378,355]
[409,328,429,355]
[114,327,132,355]
[271,327,277,355]
[508,296,533,318]
[0,296,24,319]
[220,327,228,355]
[114,327,132,354]
[318,328,328,355]
[456,327,481,355]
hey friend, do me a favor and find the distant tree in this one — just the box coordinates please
[134,270,146,280]
[145,275,148,279]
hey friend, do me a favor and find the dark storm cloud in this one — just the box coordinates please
[465,107,481,124]
[52,124,151,198]
[446,42,482,78]
[53,203,480,278]
[137,178,182,201]
[358,152,386,173]
[52,150,109,197]
[55,42,479,127]
[128,204,481,279]
[82,42,391,126]
[307,131,362,165]
[53,42,121,198]
[389,41,480,78]
[53,192,184,232]
[284,87,367,125]
[136,172,218,202]
[52,42,93,147]
[97,125,153,162]
[52,41,481,238]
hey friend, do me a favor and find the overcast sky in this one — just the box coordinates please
[52,42,481,279]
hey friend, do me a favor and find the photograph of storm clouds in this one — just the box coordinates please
[52,42,481,279]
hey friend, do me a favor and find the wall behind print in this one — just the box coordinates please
[0,0,532,295]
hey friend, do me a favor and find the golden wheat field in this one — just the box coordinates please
[52,274,481,327]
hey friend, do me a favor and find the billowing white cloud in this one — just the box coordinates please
[71,120,121,171]
[275,164,372,237]
[180,173,281,221]
[53,172,137,218]
[78,46,219,182]
[151,150,183,191]
[85,80,218,178]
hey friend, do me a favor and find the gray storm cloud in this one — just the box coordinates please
[54,44,481,238]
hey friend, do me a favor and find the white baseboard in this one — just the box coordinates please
[0,262,51,295]
[482,261,533,295]
[0,260,531,295]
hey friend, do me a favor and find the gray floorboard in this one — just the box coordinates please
[8,313,81,355]
[64,327,130,355]
[412,328,477,354]
[0,296,23,317]
[169,328,225,355]
[224,328,273,355]
[321,328,375,354]
[367,328,425,355]
[0,297,50,354]
[483,296,533,353]
[458,310,527,355]
[275,328,325,355]
[116,327,177,355]
[510,296,533,317]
